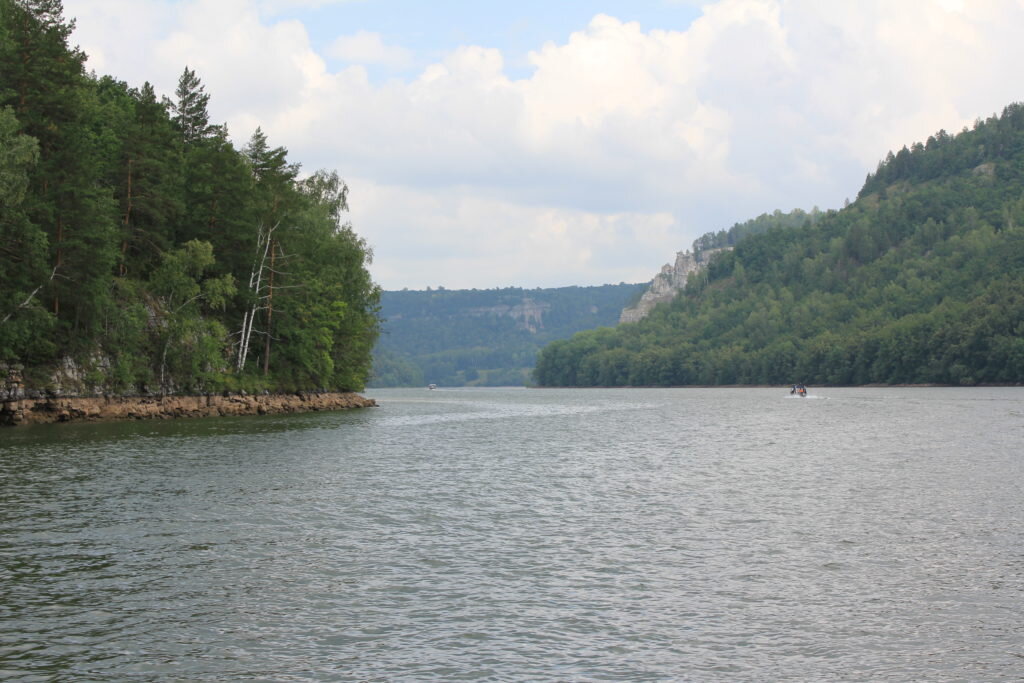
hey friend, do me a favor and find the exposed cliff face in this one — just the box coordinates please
[466,298,551,333]
[619,247,731,324]
[0,361,375,426]
[2,356,184,400]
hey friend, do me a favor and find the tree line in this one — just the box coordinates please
[0,0,379,394]
[534,102,1024,387]
[690,207,823,254]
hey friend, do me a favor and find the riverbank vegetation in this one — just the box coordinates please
[535,103,1024,387]
[0,1,379,395]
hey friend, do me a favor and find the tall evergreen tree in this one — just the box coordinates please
[178,124,252,271]
[0,105,53,361]
[0,0,117,340]
[0,106,37,206]
[118,80,183,275]
[169,66,211,144]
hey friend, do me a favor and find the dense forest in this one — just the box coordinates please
[0,1,379,395]
[372,284,646,387]
[690,207,823,253]
[535,103,1024,387]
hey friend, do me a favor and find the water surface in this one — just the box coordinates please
[2,387,1023,681]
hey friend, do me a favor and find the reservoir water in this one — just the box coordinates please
[1,387,1023,681]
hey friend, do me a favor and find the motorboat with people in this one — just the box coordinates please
[790,383,807,397]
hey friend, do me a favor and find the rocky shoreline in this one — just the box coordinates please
[0,391,377,427]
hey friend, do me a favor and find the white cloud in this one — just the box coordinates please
[349,178,678,289]
[327,30,414,68]
[62,0,1024,289]
[66,0,178,84]
[256,0,359,14]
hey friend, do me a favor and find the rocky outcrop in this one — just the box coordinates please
[467,298,550,333]
[619,247,731,324]
[1,363,25,402]
[1,391,376,426]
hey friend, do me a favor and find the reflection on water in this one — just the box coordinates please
[2,387,1023,681]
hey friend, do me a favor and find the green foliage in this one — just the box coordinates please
[371,284,647,387]
[535,103,1024,387]
[169,67,212,144]
[0,104,53,362]
[371,349,425,387]
[0,2,379,394]
[691,207,823,253]
[1,0,119,345]
[0,105,39,204]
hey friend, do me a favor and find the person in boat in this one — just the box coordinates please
[791,383,807,396]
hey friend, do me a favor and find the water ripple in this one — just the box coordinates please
[2,387,1023,680]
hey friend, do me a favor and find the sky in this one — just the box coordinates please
[62,0,1024,290]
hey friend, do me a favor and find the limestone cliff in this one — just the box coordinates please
[466,298,551,333]
[619,247,731,324]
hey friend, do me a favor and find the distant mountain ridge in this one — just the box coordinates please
[370,283,647,387]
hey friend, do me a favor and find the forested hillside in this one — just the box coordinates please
[691,207,823,253]
[535,103,1024,387]
[0,1,379,395]
[371,284,646,387]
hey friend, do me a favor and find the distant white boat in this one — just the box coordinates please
[428,384,437,390]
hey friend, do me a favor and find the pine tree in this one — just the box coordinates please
[0,105,54,360]
[118,80,184,275]
[178,125,252,271]
[169,66,211,144]
[0,0,117,342]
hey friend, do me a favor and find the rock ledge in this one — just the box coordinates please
[1,392,376,426]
